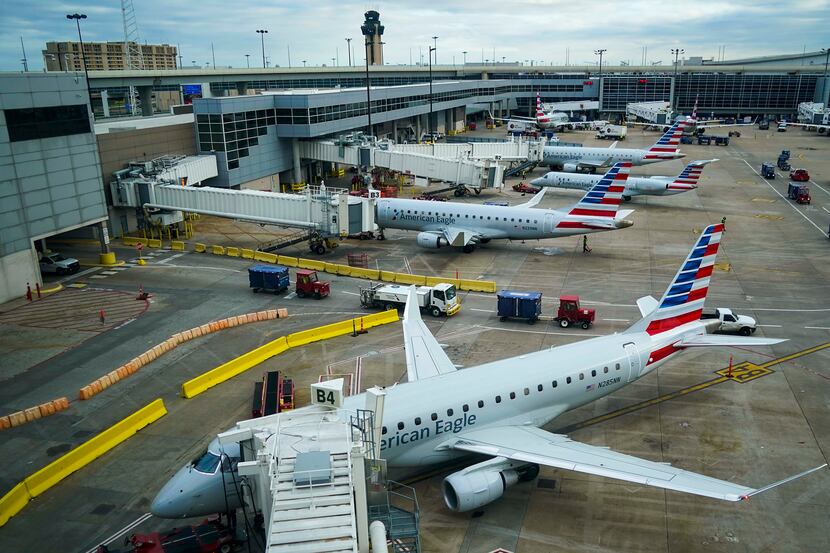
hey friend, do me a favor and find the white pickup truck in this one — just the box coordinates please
[595,124,627,140]
[701,308,758,336]
[360,282,460,317]
[39,252,80,275]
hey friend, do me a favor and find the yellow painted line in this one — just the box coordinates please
[713,262,731,272]
[754,214,785,221]
[38,283,63,294]
[67,283,87,289]
[715,362,774,383]
[761,341,830,368]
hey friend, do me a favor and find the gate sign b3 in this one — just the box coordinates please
[311,378,344,408]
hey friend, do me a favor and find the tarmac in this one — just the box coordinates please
[0,124,828,553]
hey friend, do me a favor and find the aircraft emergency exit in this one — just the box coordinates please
[375,162,636,252]
[151,223,825,519]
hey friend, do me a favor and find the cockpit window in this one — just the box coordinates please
[193,450,221,473]
[444,286,457,300]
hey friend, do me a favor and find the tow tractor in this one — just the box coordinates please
[360,282,460,317]
[761,162,776,179]
[252,370,294,418]
[512,181,541,194]
[777,150,791,171]
[787,182,811,204]
[96,515,234,553]
[553,295,596,329]
[295,269,330,299]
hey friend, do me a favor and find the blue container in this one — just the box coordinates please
[497,290,542,324]
[248,264,290,293]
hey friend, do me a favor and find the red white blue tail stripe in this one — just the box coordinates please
[645,121,686,158]
[557,162,630,228]
[536,91,548,123]
[645,223,724,335]
[668,162,705,190]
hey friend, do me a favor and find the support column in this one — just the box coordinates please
[415,116,422,142]
[392,119,398,143]
[100,89,110,118]
[445,109,452,134]
[235,81,248,96]
[138,86,153,117]
[292,139,302,184]
[97,221,117,265]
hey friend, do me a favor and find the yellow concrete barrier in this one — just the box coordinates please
[241,248,255,259]
[147,238,162,248]
[181,310,399,399]
[211,245,225,255]
[122,236,142,246]
[226,246,240,257]
[394,273,427,286]
[425,276,447,287]
[277,255,299,267]
[0,482,30,527]
[459,279,496,293]
[298,257,325,271]
[99,252,117,265]
[324,262,341,274]
[380,270,398,282]
[0,399,167,527]
[254,251,278,263]
[171,241,185,251]
[194,243,206,253]
[349,267,381,280]
[335,263,353,276]
[181,337,289,398]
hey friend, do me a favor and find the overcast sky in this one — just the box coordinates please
[1,0,828,71]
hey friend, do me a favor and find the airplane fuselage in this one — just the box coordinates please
[533,171,690,197]
[543,145,683,171]
[341,322,695,467]
[375,198,620,240]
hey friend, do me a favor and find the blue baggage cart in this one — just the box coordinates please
[248,264,290,294]
[497,290,542,324]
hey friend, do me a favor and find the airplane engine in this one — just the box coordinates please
[442,458,522,512]
[416,232,446,249]
[562,162,579,173]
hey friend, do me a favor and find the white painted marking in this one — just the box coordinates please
[89,275,108,279]
[756,324,783,328]
[143,264,243,272]
[111,267,128,271]
[285,292,297,299]
[479,324,601,337]
[808,179,830,197]
[84,512,153,553]
[157,252,188,264]
[101,270,118,275]
[743,160,828,237]
[114,318,137,330]
[470,308,493,313]
[340,290,360,296]
[804,326,830,330]
[602,318,630,322]
[57,266,99,283]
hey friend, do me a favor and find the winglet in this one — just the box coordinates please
[741,464,827,501]
[514,187,547,209]
[402,285,458,382]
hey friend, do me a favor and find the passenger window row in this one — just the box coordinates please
[381,363,623,435]
[396,209,538,224]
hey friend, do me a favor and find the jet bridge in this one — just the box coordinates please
[299,137,546,191]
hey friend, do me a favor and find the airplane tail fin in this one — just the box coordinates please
[626,223,724,335]
[647,121,686,157]
[536,91,545,119]
[556,162,631,230]
[691,94,699,122]
[667,159,718,191]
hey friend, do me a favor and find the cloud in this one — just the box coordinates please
[1,0,828,71]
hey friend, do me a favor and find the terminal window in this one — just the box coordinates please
[5,105,90,142]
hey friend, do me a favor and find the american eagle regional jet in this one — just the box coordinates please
[151,224,825,519]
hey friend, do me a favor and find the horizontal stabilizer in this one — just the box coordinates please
[514,187,547,209]
[636,296,658,318]
[616,209,635,221]
[675,334,787,347]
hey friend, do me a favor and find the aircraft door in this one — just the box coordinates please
[544,213,556,234]
[623,342,642,382]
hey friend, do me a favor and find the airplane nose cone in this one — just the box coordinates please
[150,464,231,519]
[151,469,194,519]
[530,177,544,186]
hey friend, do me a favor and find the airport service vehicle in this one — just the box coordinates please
[251,370,294,418]
[697,135,712,145]
[542,121,687,173]
[360,282,460,317]
[96,516,234,553]
[497,290,542,324]
[376,162,636,253]
[761,163,776,179]
[553,295,595,329]
[39,252,80,275]
[778,122,788,132]
[700,308,757,336]
[295,269,330,299]
[790,168,810,182]
[758,120,770,130]
[151,223,827,520]
[512,181,541,194]
[595,124,627,140]
[531,160,716,201]
[713,136,730,146]
[788,183,811,204]
[247,264,289,294]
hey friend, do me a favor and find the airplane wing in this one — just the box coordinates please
[576,158,612,169]
[513,188,547,208]
[782,122,830,131]
[446,425,826,501]
[608,141,619,149]
[403,286,458,382]
[675,334,786,347]
[442,226,478,247]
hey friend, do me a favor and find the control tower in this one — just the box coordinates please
[361,10,384,65]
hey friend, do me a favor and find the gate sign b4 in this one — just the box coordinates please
[311,378,344,408]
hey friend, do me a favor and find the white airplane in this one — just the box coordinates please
[632,97,756,133]
[375,162,635,253]
[150,223,825,518]
[531,159,718,201]
[543,121,687,173]
[500,92,596,133]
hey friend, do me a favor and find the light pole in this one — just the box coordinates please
[256,29,268,68]
[594,48,606,109]
[302,60,307,67]
[429,46,436,139]
[822,48,830,104]
[245,54,250,68]
[671,48,685,111]
[462,51,467,65]
[345,38,352,66]
[432,36,438,64]
[365,38,372,136]
[66,14,92,108]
